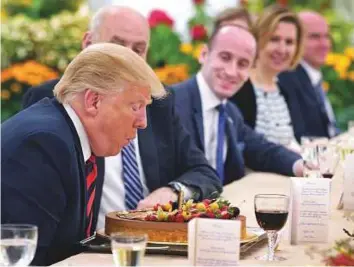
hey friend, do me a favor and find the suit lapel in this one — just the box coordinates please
[223,104,245,184]
[296,65,330,124]
[52,99,87,238]
[138,106,160,192]
[190,77,205,152]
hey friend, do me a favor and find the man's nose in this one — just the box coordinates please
[135,108,147,129]
[225,61,238,77]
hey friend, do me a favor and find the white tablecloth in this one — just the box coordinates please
[53,165,352,266]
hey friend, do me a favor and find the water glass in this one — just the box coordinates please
[111,232,147,267]
[254,194,289,261]
[0,224,38,266]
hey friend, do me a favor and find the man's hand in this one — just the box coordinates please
[136,187,178,210]
[293,159,304,177]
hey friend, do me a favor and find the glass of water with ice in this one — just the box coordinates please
[1,224,38,266]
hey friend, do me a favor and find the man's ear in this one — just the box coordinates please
[84,89,100,116]
[82,32,93,49]
[198,44,209,64]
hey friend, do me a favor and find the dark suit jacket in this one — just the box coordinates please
[229,79,306,143]
[1,98,103,265]
[170,76,301,185]
[278,65,331,138]
[22,79,222,200]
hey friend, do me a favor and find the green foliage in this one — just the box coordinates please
[2,0,84,19]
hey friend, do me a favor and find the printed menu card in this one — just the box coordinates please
[188,218,241,266]
[343,153,354,210]
[290,177,331,244]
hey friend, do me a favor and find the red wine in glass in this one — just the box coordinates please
[255,210,288,231]
[322,173,333,179]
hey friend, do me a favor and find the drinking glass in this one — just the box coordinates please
[111,232,147,267]
[317,144,338,178]
[254,194,289,261]
[0,224,38,266]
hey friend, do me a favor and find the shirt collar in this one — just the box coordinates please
[63,103,91,162]
[301,60,322,86]
[196,72,226,112]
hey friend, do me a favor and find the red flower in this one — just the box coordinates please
[148,10,174,28]
[327,254,354,266]
[191,24,207,41]
[193,0,205,5]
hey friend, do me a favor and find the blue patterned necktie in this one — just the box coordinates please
[314,81,337,137]
[216,104,226,182]
[121,142,144,210]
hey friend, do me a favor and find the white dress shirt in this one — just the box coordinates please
[97,136,148,229]
[63,104,91,162]
[196,72,227,169]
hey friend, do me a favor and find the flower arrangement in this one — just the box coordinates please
[323,47,354,130]
[1,7,89,121]
[1,60,59,119]
[306,211,354,266]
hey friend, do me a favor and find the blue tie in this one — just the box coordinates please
[314,81,337,137]
[216,104,226,182]
[121,142,144,210]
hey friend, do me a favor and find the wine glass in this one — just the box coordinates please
[300,136,327,178]
[0,224,38,266]
[110,232,147,267]
[254,194,289,261]
[317,144,338,178]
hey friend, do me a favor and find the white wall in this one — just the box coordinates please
[88,0,241,40]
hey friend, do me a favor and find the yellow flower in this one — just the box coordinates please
[334,55,351,71]
[322,81,329,92]
[338,70,347,80]
[1,68,13,83]
[1,89,11,100]
[180,43,193,55]
[325,53,339,66]
[344,47,354,60]
[10,83,22,94]
[348,71,354,82]
[193,43,205,59]
[154,64,189,85]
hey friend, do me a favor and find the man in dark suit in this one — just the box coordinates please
[171,25,304,185]
[22,6,222,230]
[278,11,339,138]
[2,43,166,265]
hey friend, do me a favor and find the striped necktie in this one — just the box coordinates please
[85,155,97,237]
[122,142,144,210]
[216,104,226,182]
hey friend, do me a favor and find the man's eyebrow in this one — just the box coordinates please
[110,36,125,43]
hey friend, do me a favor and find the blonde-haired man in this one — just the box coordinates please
[1,43,164,266]
[21,4,222,250]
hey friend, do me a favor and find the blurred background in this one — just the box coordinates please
[1,0,353,129]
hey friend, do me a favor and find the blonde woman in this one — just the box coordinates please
[230,5,305,148]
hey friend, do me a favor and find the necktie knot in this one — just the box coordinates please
[217,103,226,114]
[87,154,96,164]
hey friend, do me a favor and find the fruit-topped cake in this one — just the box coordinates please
[105,198,247,243]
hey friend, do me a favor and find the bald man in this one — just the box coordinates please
[279,11,340,138]
[22,5,221,233]
[170,25,304,184]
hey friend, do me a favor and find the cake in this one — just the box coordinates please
[105,199,247,243]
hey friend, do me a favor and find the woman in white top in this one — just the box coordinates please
[230,5,305,150]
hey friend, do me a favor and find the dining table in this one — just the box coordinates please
[53,154,353,267]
